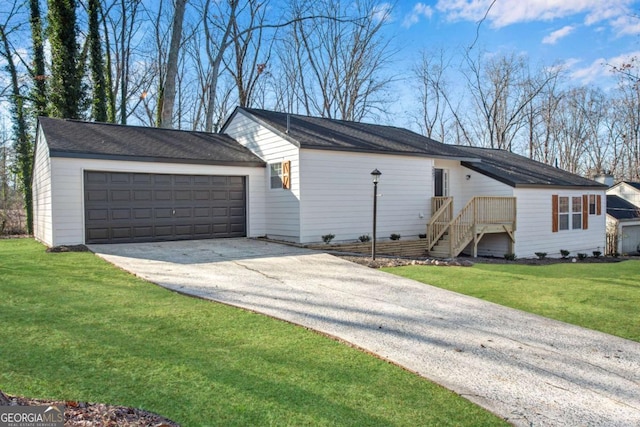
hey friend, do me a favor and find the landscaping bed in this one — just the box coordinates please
[0,390,178,427]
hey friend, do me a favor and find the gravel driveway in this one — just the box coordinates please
[90,238,640,427]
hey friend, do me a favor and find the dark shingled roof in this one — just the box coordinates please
[38,117,265,166]
[607,195,640,220]
[455,146,606,188]
[229,107,476,159]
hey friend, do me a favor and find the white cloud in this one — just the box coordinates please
[570,51,640,84]
[542,25,575,44]
[372,2,394,23]
[435,0,635,29]
[402,3,434,28]
[610,15,640,36]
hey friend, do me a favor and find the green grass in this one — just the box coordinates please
[0,239,506,426]
[384,261,640,342]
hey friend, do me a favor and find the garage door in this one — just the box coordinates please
[84,171,246,244]
[621,224,640,254]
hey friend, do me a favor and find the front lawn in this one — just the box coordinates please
[0,239,506,426]
[384,261,640,342]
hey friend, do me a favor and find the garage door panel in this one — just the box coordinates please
[112,209,131,220]
[133,208,152,219]
[133,190,152,201]
[87,209,108,221]
[133,226,153,238]
[154,175,172,185]
[86,190,108,202]
[85,171,246,243]
[155,190,172,201]
[110,173,130,184]
[111,190,131,202]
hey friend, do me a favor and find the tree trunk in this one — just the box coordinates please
[160,0,187,129]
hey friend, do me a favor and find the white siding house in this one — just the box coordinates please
[33,108,607,258]
[33,119,266,247]
[220,108,607,258]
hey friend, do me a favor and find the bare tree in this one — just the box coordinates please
[412,49,454,141]
[460,51,558,151]
[159,0,187,128]
[275,0,395,121]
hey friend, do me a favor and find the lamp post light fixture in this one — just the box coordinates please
[371,169,382,260]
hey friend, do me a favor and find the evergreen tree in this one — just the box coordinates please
[48,0,83,118]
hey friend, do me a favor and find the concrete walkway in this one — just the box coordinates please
[90,239,640,427]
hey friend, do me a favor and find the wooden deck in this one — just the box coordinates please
[427,196,516,258]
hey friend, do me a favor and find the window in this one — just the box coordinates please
[558,197,569,230]
[572,197,582,230]
[269,160,291,190]
[553,194,592,232]
[270,163,282,189]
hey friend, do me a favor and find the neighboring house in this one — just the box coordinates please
[606,182,640,254]
[33,107,607,258]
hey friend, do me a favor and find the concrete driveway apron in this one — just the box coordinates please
[89,238,640,427]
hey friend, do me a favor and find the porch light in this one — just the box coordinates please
[371,168,381,183]
[371,169,382,260]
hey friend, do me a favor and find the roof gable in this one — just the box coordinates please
[38,117,265,166]
[456,146,606,188]
[227,107,475,159]
[607,195,640,220]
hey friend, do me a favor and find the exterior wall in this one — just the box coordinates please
[32,128,53,246]
[608,183,640,207]
[513,187,606,258]
[434,160,513,216]
[44,157,266,247]
[224,112,301,241]
[299,150,433,243]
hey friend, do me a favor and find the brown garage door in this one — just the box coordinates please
[84,171,246,244]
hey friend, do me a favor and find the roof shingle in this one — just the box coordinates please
[38,117,265,166]
[456,146,606,188]
[231,107,475,159]
[607,195,640,220]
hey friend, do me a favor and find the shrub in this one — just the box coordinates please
[390,233,401,241]
[534,252,547,260]
[592,251,602,258]
[418,233,427,239]
[321,234,335,244]
[359,234,371,243]
[577,253,587,260]
[503,253,517,261]
[560,249,570,259]
[613,251,620,258]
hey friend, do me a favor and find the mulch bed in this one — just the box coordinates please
[336,254,637,268]
[0,390,179,427]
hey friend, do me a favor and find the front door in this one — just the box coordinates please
[434,168,449,197]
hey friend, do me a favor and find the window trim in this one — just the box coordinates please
[269,162,283,190]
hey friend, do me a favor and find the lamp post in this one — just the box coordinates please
[371,169,381,260]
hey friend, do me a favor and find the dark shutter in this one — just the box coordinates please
[596,194,602,215]
[552,195,559,233]
[582,194,589,230]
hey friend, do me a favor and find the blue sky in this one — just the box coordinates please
[384,0,640,87]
